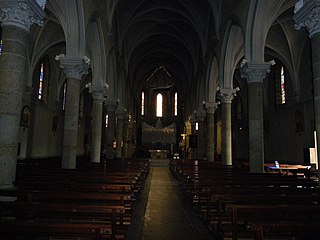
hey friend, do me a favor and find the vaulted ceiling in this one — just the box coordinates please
[113,0,223,95]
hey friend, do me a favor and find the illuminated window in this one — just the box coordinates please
[0,39,3,55]
[156,93,163,117]
[38,63,44,100]
[276,64,286,105]
[105,114,109,128]
[0,28,2,55]
[174,92,178,116]
[62,82,67,110]
[141,91,145,115]
[195,122,199,131]
[280,66,286,104]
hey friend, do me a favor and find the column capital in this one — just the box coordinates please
[294,0,320,38]
[105,101,117,113]
[0,0,45,32]
[218,87,239,104]
[86,83,108,101]
[55,54,90,80]
[203,101,220,114]
[116,107,127,119]
[240,60,273,84]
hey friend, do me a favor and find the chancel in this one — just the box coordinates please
[1,0,320,239]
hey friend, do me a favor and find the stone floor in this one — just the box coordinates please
[127,165,215,240]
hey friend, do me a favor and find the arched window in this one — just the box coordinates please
[174,92,178,116]
[156,93,163,117]
[276,64,286,105]
[141,91,145,115]
[280,66,286,104]
[62,81,67,110]
[20,105,31,128]
[38,63,44,100]
[0,27,3,55]
[0,39,2,55]
[105,114,109,128]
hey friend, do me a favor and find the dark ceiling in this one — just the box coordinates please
[114,0,221,95]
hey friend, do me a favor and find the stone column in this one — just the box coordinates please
[122,112,129,159]
[115,109,124,159]
[219,88,239,165]
[105,102,117,160]
[56,56,90,169]
[0,0,44,189]
[241,61,272,173]
[88,85,107,163]
[204,102,219,161]
[294,0,320,175]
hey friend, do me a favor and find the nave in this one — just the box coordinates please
[1,157,320,240]
[127,165,214,240]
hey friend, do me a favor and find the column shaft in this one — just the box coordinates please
[0,25,28,188]
[62,78,81,169]
[105,104,116,160]
[222,102,232,165]
[90,97,103,163]
[116,114,124,159]
[206,112,215,161]
[248,82,264,172]
[311,34,320,170]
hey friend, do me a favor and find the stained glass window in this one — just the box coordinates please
[62,82,67,110]
[174,92,178,116]
[0,39,3,55]
[38,63,44,100]
[141,91,145,115]
[105,114,109,128]
[156,93,163,117]
[280,66,286,104]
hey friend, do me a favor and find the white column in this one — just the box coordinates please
[115,109,124,159]
[294,0,320,178]
[219,88,239,165]
[105,102,117,160]
[0,0,45,189]
[241,61,272,173]
[56,56,90,169]
[204,101,219,161]
[88,85,107,163]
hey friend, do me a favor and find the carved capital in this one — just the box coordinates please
[105,101,117,113]
[240,60,273,84]
[294,1,320,38]
[204,101,220,114]
[218,88,239,104]
[56,55,90,80]
[86,83,108,101]
[0,0,45,32]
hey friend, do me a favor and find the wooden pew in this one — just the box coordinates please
[0,158,151,239]
[169,159,320,239]
[222,203,320,240]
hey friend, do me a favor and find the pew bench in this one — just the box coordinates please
[218,203,320,240]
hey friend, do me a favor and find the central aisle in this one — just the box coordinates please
[141,166,214,240]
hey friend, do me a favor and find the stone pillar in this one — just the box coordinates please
[241,61,272,173]
[56,56,90,169]
[0,0,44,189]
[115,109,124,159]
[88,85,107,163]
[105,102,117,160]
[294,0,320,176]
[219,88,239,165]
[204,102,219,161]
[122,112,129,159]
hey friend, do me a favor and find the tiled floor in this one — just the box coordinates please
[127,166,214,240]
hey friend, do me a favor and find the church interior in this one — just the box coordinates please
[1,0,320,239]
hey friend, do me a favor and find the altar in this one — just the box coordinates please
[149,149,168,159]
